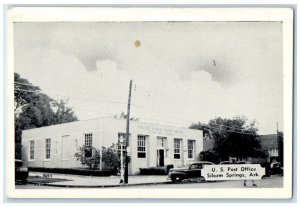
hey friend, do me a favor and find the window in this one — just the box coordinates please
[84,133,93,157]
[189,164,200,169]
[174,139,181,159]
[29,140,34,160]
[84,133,93,146]
[45,138,51,159]
[118,133,126,151]
[188,140,195,159]
[137,135,147,158]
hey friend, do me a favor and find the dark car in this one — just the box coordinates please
[220,160,245,165]
[220,161,230,165]
[15,159,29,184]
[270,162,283,175]
[168,161,214,183]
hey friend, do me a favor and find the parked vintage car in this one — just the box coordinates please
[168,161,214,183]
[15,159,29,184]
[219,161,230,165]
[270,162,283,175]
[220,160,245,165]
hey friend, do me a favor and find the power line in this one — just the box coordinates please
[131,104,258,135]
[209,122,257,133]
[14,82,38,87]
[208,125,257,135]
[49,93,127,105]
[15,86,195,125]
[15,81,128,100]
[15,87,193,128]
[14,88,41,93]
[14,88,128,105]
[14,84,259,135]
[15,81,188,114]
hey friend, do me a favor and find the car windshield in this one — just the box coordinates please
[189,164,199,169]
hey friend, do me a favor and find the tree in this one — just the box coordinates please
[114,112,139,121]
[191,116,268,162]
[277,131,284,166]
[101,143,120,172]
[199,150,219,164]
[74,145,100,170]
[190,121,211,139]
[14,72,78,159]
[52,99,78,124]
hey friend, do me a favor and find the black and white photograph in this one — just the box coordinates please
[6,7,293,199]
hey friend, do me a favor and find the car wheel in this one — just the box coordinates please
[172,176,182,183]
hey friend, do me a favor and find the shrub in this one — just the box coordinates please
[101,144,120,172]
[199,150,220,164]
[74,145,100,170]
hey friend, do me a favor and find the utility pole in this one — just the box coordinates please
[119,135,124,184]
[124,79,132,184]
[276,122,282,165]
[276,122,279,155]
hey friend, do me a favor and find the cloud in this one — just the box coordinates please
[15,22,281,85]
[14,22,283,134]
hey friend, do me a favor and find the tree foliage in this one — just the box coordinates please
[14,72,78,159]
[199,150,219,164]
[191,116,268,162]
[114,112,139,121]
[190,121,211,139]
[101,143,120,171]
[74,143,127,172]
[74,146,100,170]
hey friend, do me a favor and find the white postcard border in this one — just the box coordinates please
[6,7,294,199]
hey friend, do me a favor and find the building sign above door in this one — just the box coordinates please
[137,125,184,136]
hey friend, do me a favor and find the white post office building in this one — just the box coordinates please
[22,117,204,175]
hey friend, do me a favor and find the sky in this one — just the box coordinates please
[14,22,283,134]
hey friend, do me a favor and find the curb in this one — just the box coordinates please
[27,181,172,188]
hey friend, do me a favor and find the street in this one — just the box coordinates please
[128,175,283,188]
[15,175,283,189]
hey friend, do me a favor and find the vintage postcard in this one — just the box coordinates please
[6,7,293,199]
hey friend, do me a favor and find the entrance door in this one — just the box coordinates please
[61,135,72,167]
[158,149,164,166]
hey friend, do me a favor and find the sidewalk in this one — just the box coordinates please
[29,172,170,187]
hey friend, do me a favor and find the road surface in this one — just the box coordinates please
[15,175,283,189]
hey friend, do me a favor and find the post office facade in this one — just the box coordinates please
[22,117,203,174]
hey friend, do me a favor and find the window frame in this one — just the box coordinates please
[45,138,51,160]
[84,133,93,147]
[84,133,93,158]
[174,138,181,159]
[188,140,195,159]
[29,140,35,161]
[137,135,147,158]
